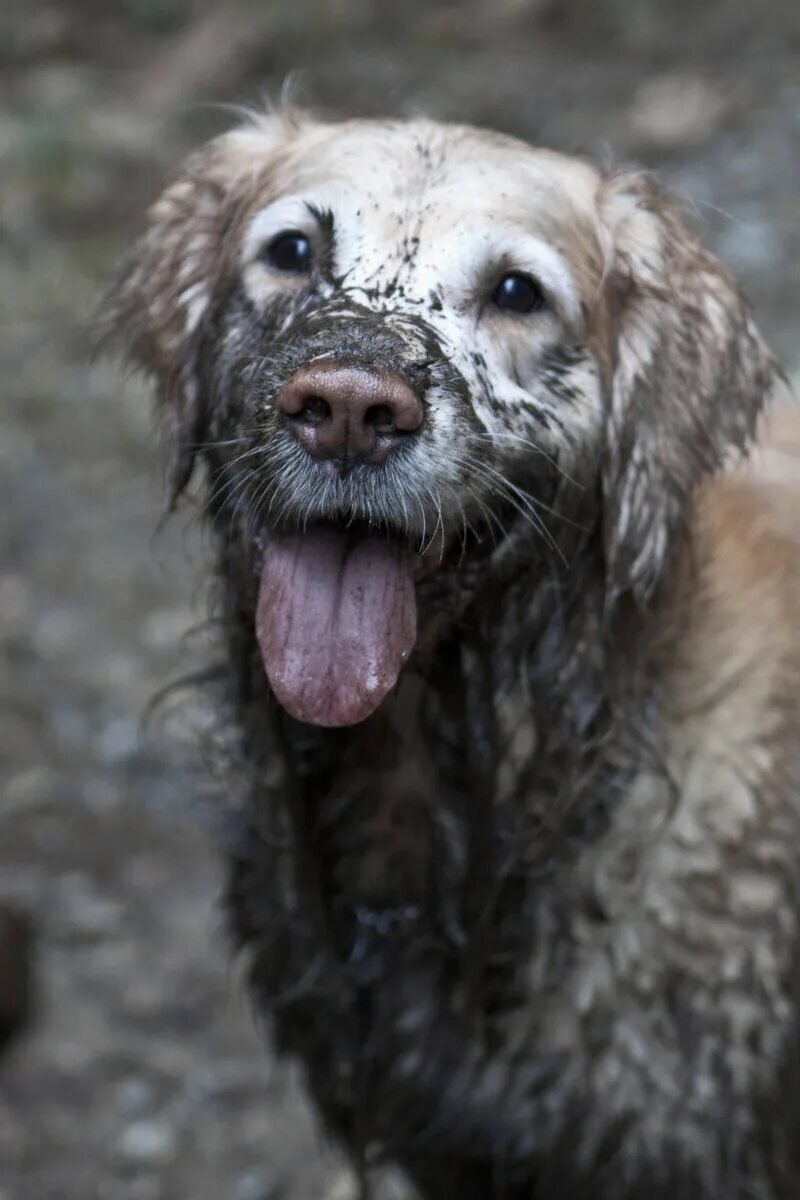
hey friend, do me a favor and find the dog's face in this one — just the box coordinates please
[235,120,605,491]
[109,113,773,727]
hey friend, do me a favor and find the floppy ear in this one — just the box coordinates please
[598,171,776,602]
[103,115,289,501]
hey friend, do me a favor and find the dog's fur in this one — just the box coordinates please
[107,111,800,1199]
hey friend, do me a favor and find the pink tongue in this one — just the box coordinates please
[256,526,417,727]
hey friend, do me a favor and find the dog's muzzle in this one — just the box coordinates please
[251,340,442,730]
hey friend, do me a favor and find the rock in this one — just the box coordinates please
[114,1076,159,1117]
[235,1167,281,1200]
[628,73,730,150]
[319,1172,359,1200]
[118,1119,178,1165]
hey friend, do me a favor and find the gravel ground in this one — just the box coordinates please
[1,3,798,1198]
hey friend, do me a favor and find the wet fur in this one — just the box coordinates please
[106,111,800,1198]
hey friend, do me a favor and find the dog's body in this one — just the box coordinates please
[108,112,800,1198]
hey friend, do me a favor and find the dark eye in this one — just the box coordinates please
[265,231,312,273]
[491,272,546,314]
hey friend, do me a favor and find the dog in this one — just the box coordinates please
[106,109,800,1199]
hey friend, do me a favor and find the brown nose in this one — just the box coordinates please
[276,362,423,466]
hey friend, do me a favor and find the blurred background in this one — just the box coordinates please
[0,2,798,1197]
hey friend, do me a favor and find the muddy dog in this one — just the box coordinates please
[107,111,800,1199]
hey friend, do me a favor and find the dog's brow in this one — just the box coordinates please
[304,201,334,230]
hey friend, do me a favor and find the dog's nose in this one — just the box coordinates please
[276,362,423,466]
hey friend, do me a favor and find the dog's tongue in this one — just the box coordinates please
[256,526,417,727]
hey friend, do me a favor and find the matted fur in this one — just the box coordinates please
[106,109,800,1199]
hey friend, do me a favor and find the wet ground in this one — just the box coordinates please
[1,2,798,1197]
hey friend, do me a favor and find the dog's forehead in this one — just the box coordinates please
[273,119,600,236]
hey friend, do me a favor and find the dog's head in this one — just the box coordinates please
[107,111,775,727]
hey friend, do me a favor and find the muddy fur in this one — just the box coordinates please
[106,111,800,1198]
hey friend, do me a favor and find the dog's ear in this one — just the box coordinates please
[597,171,776,602]
[103,115,290,501]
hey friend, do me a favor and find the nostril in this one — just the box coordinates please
[364,404,398,435]
[297,395,331,425]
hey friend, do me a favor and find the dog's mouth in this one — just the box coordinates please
[255,521,419,727]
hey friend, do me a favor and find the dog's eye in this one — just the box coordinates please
[491,273,546,314]
[265,231,313,274]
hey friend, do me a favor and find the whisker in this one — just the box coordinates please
[186,435,253,452]
[210,464,261,514]
[207,444,270,488]
[472,460,587,532]
[471,431,584,490]
[449,452,567,565]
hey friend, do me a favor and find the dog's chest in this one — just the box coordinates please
[315,653,539,920]
[306,664,549,1034]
